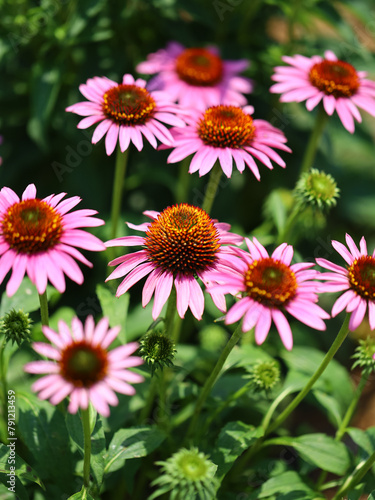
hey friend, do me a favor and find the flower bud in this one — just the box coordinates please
[0,309,32,346]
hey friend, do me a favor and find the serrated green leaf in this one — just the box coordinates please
[104,426,166,474]
[65,410,106,488]
[0,442,43,487]
[96,284,129,343]
[211,421,262,481]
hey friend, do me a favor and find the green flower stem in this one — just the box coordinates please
[234,314,350,474]
[261,386,297,432]
[110,146,130,241]
[332,449,375,500]
[38,291,49,327]
[164,286,177,338]
[267,314,350,435]
[336,371,368,441]
[185,323,243,442]
[317,370,369,489]
[200,379,254,438]
[277,204,301,245]
[201,162,222,214]
[299,104,329,177]
[176,157,192,204]
[81,408,92,488]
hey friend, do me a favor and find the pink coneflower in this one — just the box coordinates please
[206,237,329,350]
[66,73,186,155]
[316,233,375,331]
[105,203,243,320]
[24,316,144,417]
[165,105,291,179]
[270,50,375,133]
[0,184,105,296]
[136,42,252,111]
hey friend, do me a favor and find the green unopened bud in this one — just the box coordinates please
[294,169,340,210]
[150,447,219,500]
[247,360,280,392]
[352,337,375,375]
[139,331,176,375]
[0,309,32,346]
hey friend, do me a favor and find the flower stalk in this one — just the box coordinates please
[110,146,130,241]
[81,408,92,488]
[185,323,243,441]
[299,104,328,176]
[202,162,222,214]
[39,291,49,327]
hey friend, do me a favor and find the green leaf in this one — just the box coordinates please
[28,62,62,149]
[96,284,129,343]
[0,476,29,500]
[368,491,375,500]
[347,427,374,458]
[282,346,354,411]
[65,410,106,488]
[0,277,58,316]
[250,471,319,499]
[270,433,350,475]
[104,426,166,474]
[67,487,95,500]
[211,421,262,481]
[0,442,43,487]
[312,390,343,428]
[17,392,74,488]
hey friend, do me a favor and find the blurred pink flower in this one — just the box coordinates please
[317,233,375,331]
[66,73,186,155]
[25,316,144,417]
[270,50,375,133]
[105,203,243,320]
[206,237,329,350]
[0,183,105,296]
[136,42,252,111]
[165,104,291,179]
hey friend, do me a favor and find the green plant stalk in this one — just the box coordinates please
[185,323,243,441]
[140,288,177,425]
[201,162,222,214]
[299,104,328,177]
[266,313,350,435]
[38,291,49,327]
[200,379,254,437]
[176,157,192,204]
[277,204,301,245]
[234,314,350,470]
[317,370,369,489]
[110,146,130,241]
[81,407,92,488]
[332,449,375,499]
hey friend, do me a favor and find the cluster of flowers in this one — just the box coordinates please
[2,42,375,417]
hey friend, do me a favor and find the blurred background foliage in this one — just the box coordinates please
[1,0,375,344]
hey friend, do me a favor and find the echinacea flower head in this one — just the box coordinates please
[0,184,105,296]
[317,234,375,331]
[150,447,219,500]
[270,50,375,133]
[136,41,252,111]
[24,316,144,417]
[166,104,291,179]
[105,203,243,321]
[294,168,340,210]
[66,73,186,155]
[206,237,329,350]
